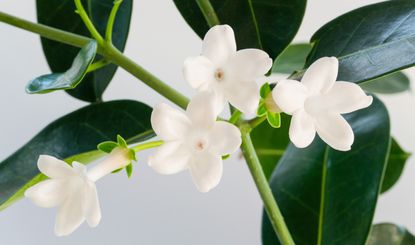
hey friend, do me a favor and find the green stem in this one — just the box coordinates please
[0,11,189,109]
[105,0,123,43]
[195,0,220,26]
[239,128,294,245]
[74,0,105,45]
[132,140,163,152]
[249,116,266,129]
[229,110,242,124]
[87,59,111,72]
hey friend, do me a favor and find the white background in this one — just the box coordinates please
[0,1,414,244]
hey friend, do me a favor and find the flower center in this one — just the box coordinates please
[214,69,224,82]
[194,140,206,151]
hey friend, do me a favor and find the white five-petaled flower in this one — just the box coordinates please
[272,57,373,151]
[149,92,242,192]
[183,25,273,116]
[25,147,133,236]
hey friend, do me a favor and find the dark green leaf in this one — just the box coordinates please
[251,114,290,179]
[306,0,415,83]
[262,97,390,245]
[367,223,415,245]
[173,0,306,60]
[37,0,133,102]
[360,72,411,94]
[381,138,411,193]
[0,100,155,210]
[272,43,312,74]
[26,41,97,94]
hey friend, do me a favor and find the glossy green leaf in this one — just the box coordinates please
[37,0,133,102]
[272,43,312,74]
[262,97,390,245]
[26,41,97,94]
[173,0,307,60]
[0,100,155,211]
[306,0,415,83]
[381,138,411,193]
[367,223,415,245]
[251,114,290,180]
[361,72,411,94]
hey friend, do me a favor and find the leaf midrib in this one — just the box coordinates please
[317,146,330,245]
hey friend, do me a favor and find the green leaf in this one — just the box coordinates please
[266,112,281,128]
[251,114,290,180]
[125,163,133,178]
[117,135,128,148]
[272,43,312,74]
[367,223,415,245]
[262,96,390,245]
[360,72,411,94]
[26,41,97,94]
[381,138,411,193]
[306,0,415,83]
[0,100,155,211]
[260,82,272,98]
[36,0,133,102]
[173,0,307,60]
[97,141,119,153]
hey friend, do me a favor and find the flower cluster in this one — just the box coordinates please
[148,25,273,191]
[25,24,373,236]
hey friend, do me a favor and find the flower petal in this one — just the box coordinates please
[301,57,338,95]
[224,80,260,116]
[189,153,223,193]
[289,109,316,148]
[54,191,85,236]
[272,79,308,115]
[209,121,241,155]
[202,25,236,66]
[315,113,354,151]
[148,141,190,175]
[83,181,101,228]
[151,103,190,141]
[24,179,66,208]
[37,155,74,179]
[186,92,221,129]
[183,56,215,90]
[320,82,373,114]
[228,49,272,80]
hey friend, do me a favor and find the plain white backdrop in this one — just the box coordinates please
[0,1,414,244]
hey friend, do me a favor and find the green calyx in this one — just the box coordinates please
[258,83,282,128]
[98,135,136,178]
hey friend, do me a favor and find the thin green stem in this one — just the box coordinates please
[106,46,189,109]
[105,0,123,43]
[229,110,242,124]
[0,11,189,109]
[239,128,294,245]
[195,0,220,26]
[0,11,92,49]
[74,0,105,45]
[87,59,111,72]
[132,140,163,152]
[249,116,266,129]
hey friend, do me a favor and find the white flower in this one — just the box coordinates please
[149,92,242,192]
[25,155,101,236]
[272,57,373,151]
[183,25,272,116]
[25,147,133,236]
